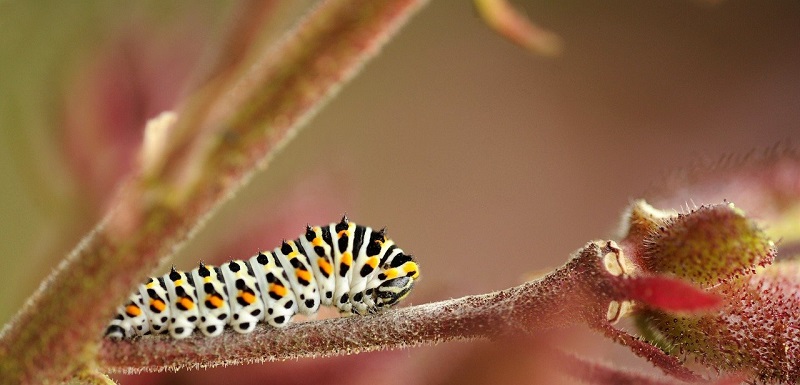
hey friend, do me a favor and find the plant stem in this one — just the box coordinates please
[0,1,428,383]
[98,242,613,373]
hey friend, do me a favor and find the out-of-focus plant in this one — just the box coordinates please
[0,1,431,383]
[1,1,798,384]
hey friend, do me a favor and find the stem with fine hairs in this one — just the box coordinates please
[0,1,428,384]
[99,241,613,373]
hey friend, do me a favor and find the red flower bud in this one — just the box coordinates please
[623,201,789,381]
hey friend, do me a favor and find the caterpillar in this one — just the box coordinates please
[105,217,419,340]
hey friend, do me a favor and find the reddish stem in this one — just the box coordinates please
[98,242,618,373]
[555,350,691,385]
[0,1,428,383]
[591,321,700,382]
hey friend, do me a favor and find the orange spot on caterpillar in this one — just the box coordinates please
[404,262,419,275]
[240,291,256,305]
[384,269,399,279]
[179,297,194,310]
[125,304,142,317]
[296,269,312,282]
[151,299,166,312]
[206,294,224,309]
[366,257,378,269]
[270,283,287,297]
[318,257,332,276]
[341,252,352,267]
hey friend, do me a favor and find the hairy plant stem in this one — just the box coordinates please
[98,242,618,373]
[0,1,428,384]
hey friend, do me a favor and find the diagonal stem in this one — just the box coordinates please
[590,320,700,382]
[0,1,428,384]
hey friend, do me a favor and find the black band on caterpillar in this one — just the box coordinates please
[105,217,419,340]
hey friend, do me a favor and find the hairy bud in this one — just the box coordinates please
[625,201,788,381]
[627,201,774,286]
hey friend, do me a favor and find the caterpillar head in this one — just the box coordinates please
[374,276,415,309]
[370,255,419,312]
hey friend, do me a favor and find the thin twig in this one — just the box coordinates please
[473,0,563,56]
[555,350,691,385]
[590,320,700,382]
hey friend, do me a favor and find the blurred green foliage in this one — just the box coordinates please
[0,2,231,325]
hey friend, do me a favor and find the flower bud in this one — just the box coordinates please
[635,202,774,287]
[627,201,786,381]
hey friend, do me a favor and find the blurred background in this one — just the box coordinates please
[1,1,798,384]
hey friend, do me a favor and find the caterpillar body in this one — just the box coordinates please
[105,217,419,340]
